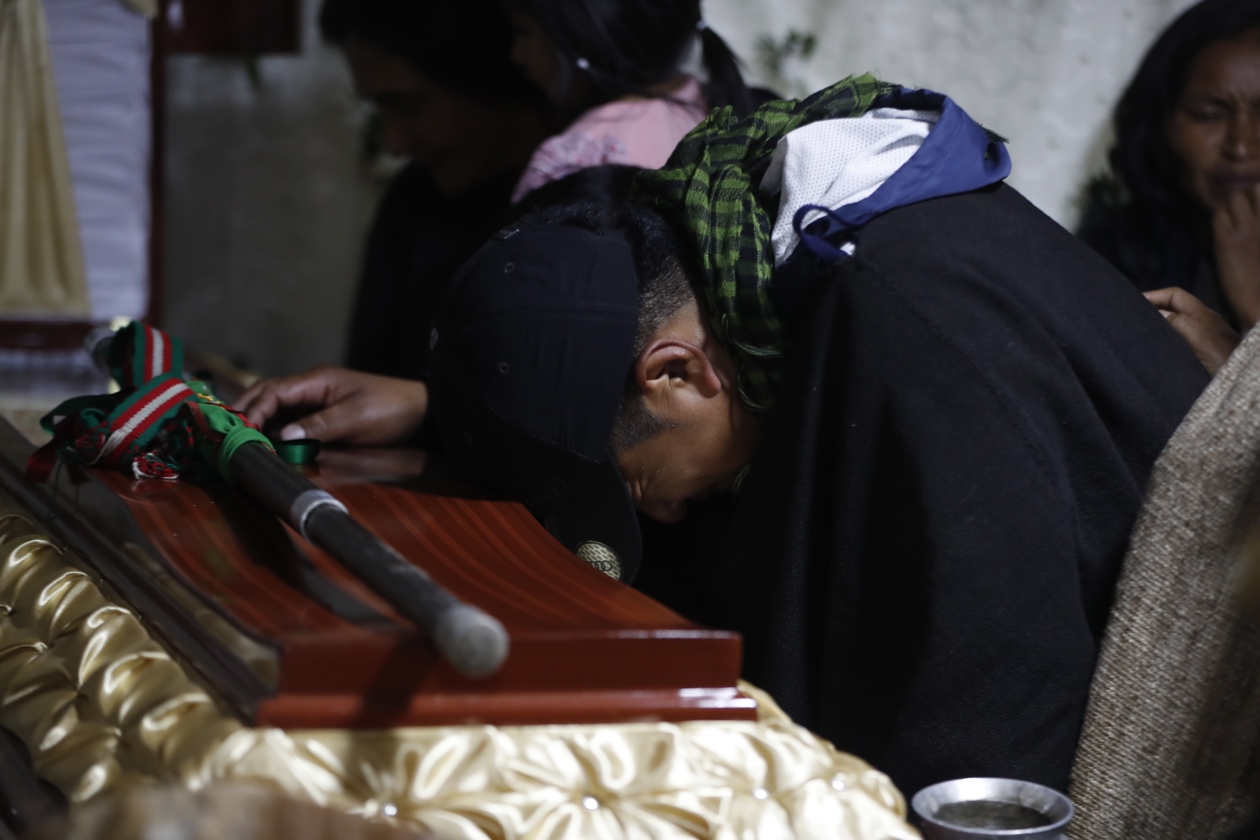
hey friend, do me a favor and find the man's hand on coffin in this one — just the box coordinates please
[235,366,428,445]
[1144,286,1241,375]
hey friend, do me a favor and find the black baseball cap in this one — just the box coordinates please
[429,218,643,582]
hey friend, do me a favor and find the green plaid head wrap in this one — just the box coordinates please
[633,73,897,412]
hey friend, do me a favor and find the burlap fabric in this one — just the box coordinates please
[1068,327,1260,839]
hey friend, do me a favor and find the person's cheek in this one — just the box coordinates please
[509,35,528,69]
[1171,124,1220,209]
[405,104,458,170]
[380,112,414,158]
[642,499,688,524]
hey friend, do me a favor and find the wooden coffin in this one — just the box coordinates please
[0,418,755,729]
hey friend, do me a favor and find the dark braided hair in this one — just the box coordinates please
[524,0,754,120]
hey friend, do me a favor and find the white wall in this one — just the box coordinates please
[161,0,1202,376]
[706,0,1199,226]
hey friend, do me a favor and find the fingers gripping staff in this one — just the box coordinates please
[27,322,509,679]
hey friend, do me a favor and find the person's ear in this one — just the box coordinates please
[634,339,722,411]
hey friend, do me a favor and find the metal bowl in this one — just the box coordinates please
[911,778,1074,840]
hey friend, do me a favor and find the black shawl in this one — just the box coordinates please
[639,183,1209,797]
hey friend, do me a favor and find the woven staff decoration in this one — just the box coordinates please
[27,321,272,483]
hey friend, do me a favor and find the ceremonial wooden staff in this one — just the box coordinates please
[228,442,509,678]
[82,328,510,679]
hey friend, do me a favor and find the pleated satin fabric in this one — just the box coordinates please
[0,498,918,840]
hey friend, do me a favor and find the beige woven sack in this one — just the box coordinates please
[1069,328,1260,839]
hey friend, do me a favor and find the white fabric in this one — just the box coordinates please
[44,0,152,320]
[761,108,936,266]
[0,0,91,317]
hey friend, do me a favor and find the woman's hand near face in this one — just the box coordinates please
[1145,286,1241,375]
[235,366,429,446]
[1215,184,1260,330]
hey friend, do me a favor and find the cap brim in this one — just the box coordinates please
[433,374,643,584]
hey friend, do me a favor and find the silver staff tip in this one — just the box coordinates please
[433,604,510,679]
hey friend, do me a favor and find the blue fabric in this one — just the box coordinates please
[786,88,1011,265]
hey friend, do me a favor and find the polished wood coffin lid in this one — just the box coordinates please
[0,419,754,728]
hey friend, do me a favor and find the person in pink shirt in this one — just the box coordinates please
[507,0,757,203]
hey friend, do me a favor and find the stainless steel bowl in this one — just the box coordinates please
[911,778,1074,840]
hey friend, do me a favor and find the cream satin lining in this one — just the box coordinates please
[0,499,918,839]
[34,783,437,840]
[0,0,91,316]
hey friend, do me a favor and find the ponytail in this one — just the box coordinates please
[534,0,756,118]
[698,25,754,118]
